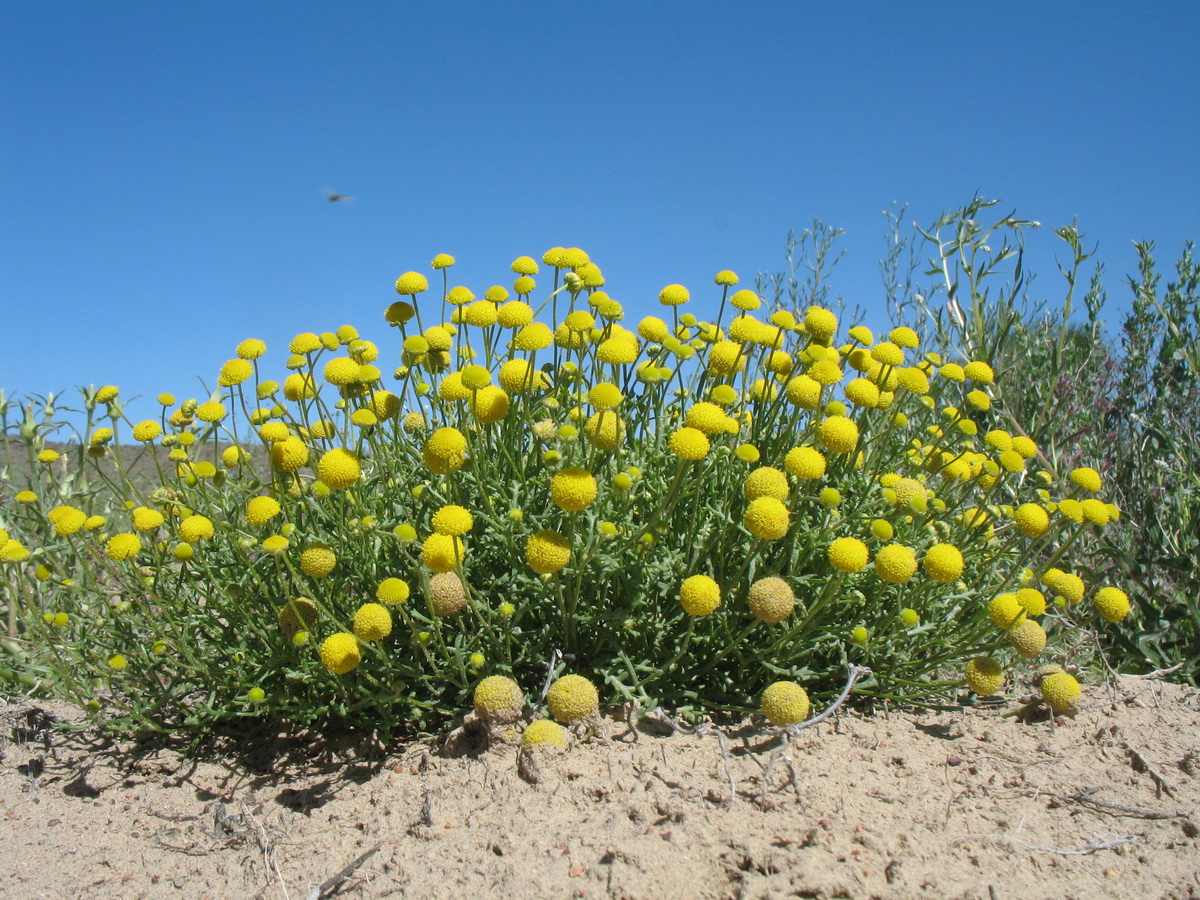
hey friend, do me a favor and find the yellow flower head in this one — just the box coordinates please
[760,681,810,727]
[743,496,790,541]
[817,415,859,454]
[658,284,690,306]
[708,340,746,377]
[395,272,429,294]
[984,429,1013,452]
[324,357,361,386]
[1093,586,1130,622]
[1013,502,1049,537]
[105,532,142,561]
[1040,672,1081,712]
[587,381,623,411]
[446,286,475,307]
[804,306,837,344]
[317,448,361,490]
[965,389,991,411]
[1007,619,1047,658]
[922,543,963,584]
[715,269,739,286]
[1017,587,1047,617]
[474,675,525,724]
[299,543,337,578]
[461,300,499,327]
[514,322,553,351]
[320,633,361,675]
[964,657,1004,696]
[1057,498,1084,523]
[470,385,509,424]
[422,534,465,573]
[46,506,86,538]
[385,301,415,325]
[669,427,710,461]
[845,377,882,407]
[888,326,919,349]
[1069,466,1102,493]
[596,336,639,365]
[828,537,870,573]
[289,332,322,354]
[870,341,904,368]
[353,602,393,642]
[432,504,474,536]
[550,468,598,512]
[742,466,789,503]
[638,316,670,343]
[875,543,917,584]
[495,359,536,394]
[521,718,566,749]
[683,401,727,435]
[1053,571,1086,604]
[376,577,410,605]
[271,436,309,472]
[988,592,1025,628]
[939,362,965,382]
[131,506,164,533]
[178,515,214,543]
[423,427,468,474]
[283,372,316,401]
[194,401,226,423]
[726,289,759,312]
[679,574,721,616]
[1080,498,1110,526]
[526,530,570,575]
[236,337,266,359]
[847,325,874,345]
[584,411,625,451]
[547,674,599,724]
[218,358,253,387]
[511,255,539,275]
[785,446,826,480]
[129,419,162,443]
[807,358,843,386]
[963,361,994,384]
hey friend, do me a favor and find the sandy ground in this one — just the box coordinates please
[0,675,1197,900]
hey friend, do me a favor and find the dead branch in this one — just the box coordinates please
[308,844,382,900]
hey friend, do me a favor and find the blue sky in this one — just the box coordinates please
[3,2,1197,428]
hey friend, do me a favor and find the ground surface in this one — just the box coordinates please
[0,675,1197,900]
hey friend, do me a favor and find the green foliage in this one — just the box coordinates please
[0,229,1138,736]
[884,196,1199,684]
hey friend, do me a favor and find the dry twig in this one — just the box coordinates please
[1124,741,1177,798]
[1124,662,1184,680]
[1062,787,1182,821]
[308,844,382,900]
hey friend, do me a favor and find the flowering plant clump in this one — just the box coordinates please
[0,244,1139,734]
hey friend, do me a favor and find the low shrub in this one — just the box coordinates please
[0,237,1136,734]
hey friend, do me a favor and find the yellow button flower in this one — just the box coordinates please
[679,574,721,616]
[320,633,361,675]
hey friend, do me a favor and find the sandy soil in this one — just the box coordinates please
[1,675,1197,900]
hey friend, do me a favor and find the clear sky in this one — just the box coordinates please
[3,2,1197,427]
